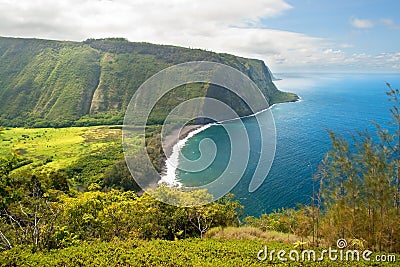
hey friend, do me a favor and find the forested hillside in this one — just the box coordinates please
[0,37,297,127]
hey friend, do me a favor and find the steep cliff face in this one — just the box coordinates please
[0,37,298,127]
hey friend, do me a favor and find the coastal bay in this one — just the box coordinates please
[171,73,400,216]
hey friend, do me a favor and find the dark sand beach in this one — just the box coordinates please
[162,125,203,158]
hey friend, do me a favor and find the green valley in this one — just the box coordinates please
[0,127,116,186]
[0,37,298,128]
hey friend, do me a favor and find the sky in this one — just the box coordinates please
[0,0,399,72]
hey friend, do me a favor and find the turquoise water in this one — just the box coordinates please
[177,73,400,216]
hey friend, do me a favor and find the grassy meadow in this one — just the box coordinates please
[0,126,144,186]
[1,127,116,168]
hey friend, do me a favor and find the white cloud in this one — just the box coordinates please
[380,18,400,30]
[0,0,292,40]
[351,18,374,29]
[0,0,398,72]
[339,43,354,48]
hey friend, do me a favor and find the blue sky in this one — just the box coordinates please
[0,0,399,72]
[262,0,400,55]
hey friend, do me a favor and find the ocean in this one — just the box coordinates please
[173,73,400,216]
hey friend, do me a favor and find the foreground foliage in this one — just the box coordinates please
[0,158,242,251]
[316,84,400,252]
[1,238,398,267]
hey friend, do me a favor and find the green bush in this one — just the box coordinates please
[1,238,396,266]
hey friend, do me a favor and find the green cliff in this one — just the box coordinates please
[0,37,298,127]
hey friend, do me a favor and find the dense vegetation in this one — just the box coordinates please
[0,152,242,249]
[2,239,398,266]
[0,125,170,190]
[0,126,127,187]
[0,37,298,128]
[0,151,398,265]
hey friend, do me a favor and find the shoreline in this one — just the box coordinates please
[158,97,302,186]
[162,125,203,159]
[159,124,208,186]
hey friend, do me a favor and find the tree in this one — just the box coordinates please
[103,160,140,192]
[0,171,61,251]
[49,171,69,193]
[317,84,400,252]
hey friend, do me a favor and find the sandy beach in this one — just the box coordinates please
[159,124,205,184]
[162,124,203,158]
